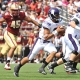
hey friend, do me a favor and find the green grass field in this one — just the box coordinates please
[0,63,80,80]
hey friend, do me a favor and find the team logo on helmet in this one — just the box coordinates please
[48,8,60,22]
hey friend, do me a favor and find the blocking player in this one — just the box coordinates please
[47,7,80,74]
[0,3,41,70]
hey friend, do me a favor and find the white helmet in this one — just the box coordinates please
[10,3,21,16]
[10,3,21,10]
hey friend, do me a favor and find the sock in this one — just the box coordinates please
[41,60,48,69]
[51,62,58,69]
[7,57,11,63]
[68,60,74,65]
[73,62,77,69]
[17,62,23,70]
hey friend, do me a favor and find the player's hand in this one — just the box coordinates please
[56,26,65,33]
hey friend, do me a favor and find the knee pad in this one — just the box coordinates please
[72,50,78,55]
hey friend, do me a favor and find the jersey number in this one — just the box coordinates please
[11,20,20,28]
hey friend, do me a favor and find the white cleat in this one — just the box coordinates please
[4,63,11,70]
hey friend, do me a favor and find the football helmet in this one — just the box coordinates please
[48,8,60,22]
[10,3,21,16]
[10,3,21,10]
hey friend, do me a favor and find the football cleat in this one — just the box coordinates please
[38,68,47,75]
[72,68,80,73]
[47,66,56,74]
[4,63,11,70]
[14,66,19,77]
[65,66,76,74]
[64,62,76,74]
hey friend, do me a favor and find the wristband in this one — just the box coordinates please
[52,30,58,36]
[38,24,42,28]
[75,26,80,30]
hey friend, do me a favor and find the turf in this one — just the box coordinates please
[0,63,80,80]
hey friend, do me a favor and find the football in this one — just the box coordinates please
[58,26,65,36]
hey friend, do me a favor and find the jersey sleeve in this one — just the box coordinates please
[2,12,10,20]
[42,21,51,30]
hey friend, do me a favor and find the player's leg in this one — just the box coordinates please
[48,57,66,74]
[17,44,22,64]
[38,43,57,75]
[47,42,73,74]
[14,57,29,77]
[3,31,17,70]
[63,34,80,73]
[66,54,80,73]
[1,43,10,69]
[14,48,41,77]
[14,38,42,77]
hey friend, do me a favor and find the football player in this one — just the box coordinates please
[13,8,65,77]
[0,3,41,70]
[63,6,80,73]
[47,7,80,74]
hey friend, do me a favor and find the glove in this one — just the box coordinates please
[38,24,42,28]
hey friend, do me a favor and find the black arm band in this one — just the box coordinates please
[38,24,42,28]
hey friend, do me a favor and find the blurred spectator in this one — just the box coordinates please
[25,0,32,5]
[29,0,37,11]
[49,0,57,8]
[0,0,2,9]
[8,0,17,9]
[27,30,35,49]
[0,27,5,63]
[74,0,80,7]
[35,0,42,16]
[43,1,50,16]
[38,12,47,23]
[19,0,27,11]
[67,0,76,15]
[73,0,80,12]
[62,0,69,7]
[0,9,2,18]
[0,0,7,11]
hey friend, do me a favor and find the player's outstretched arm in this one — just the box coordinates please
[24,16,41,28]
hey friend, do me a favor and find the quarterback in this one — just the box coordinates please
[0,3,40,70]
[13,8,65,77]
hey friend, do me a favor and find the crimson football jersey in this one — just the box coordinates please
[3,11,26,35]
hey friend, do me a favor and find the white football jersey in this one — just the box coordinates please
[39,17,64,41]
[66,13,80,39]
